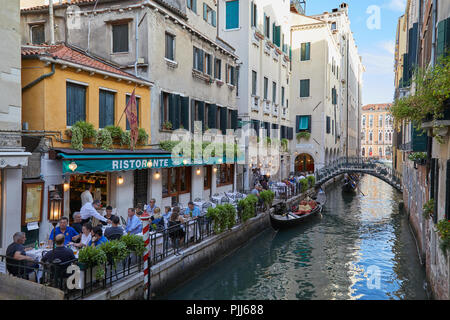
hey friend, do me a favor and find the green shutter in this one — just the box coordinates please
[436,19,448,58]
[198,101,205,132]
[226,0,239,30]
[208,104,217,129]
[192,0,197,13]
[181,96,189,130]
[300,79,309,97]
[411,126,428,152]
[220,107,227,134]
[212,10,216,27]
[231,110,238,130]
[203,3,207,21]
[275,25,281,47]
[251,1,254,27]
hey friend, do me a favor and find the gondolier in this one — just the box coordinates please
[80,199,110,225]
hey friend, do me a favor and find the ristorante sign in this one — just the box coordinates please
[61,156,232,174]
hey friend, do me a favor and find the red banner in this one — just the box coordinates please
[125,89,138,150]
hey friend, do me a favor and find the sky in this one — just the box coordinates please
[305,0,406,106]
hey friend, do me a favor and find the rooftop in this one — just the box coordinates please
[362,103,392,111]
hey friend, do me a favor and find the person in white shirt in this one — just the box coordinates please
[70,222,93,248]
[81,184,94,207]
[80,199,109,225]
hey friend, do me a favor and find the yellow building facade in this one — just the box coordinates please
[361,104,393,161]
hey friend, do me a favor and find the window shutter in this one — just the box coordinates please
[436,19,447,58]
[220,107,227,134]
[263,13,267,36]
[306,42,310,60]
[225,0,239,29]
[251,2,254,27]
[434,159,440,224]
[208,104,217,129]
[112,24,128,53]
[169,93,177,129]
[295,116,300,133]
[231,110,238,130]
[99,90,115,128]
[203,3,208,21]
[287,127,293,140]
[187,0,191,9]
[192,0,197,13]
[212,10,216,27]
[326,116,331,134]
[181,96,189,130]
[200,50,204,72]
[66,83,86,126]
[198,100,205,132]
[254,5,257,28]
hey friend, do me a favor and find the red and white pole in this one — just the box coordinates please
[141,215,151,299]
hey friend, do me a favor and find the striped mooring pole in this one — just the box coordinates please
[141,215,151,300]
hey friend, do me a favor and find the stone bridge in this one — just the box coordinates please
[314,157,403,192]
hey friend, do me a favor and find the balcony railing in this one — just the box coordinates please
[251,96,260,111]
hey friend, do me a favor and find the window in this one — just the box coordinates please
[362,147,365,156]
[369,131,373,142]
[99,90,115,128]
[272,23,281,47]
[252,71,257,96]
[379,115,383,127]
[301,42,311,61]
[272,81,277,103]
[226,64,236,85]
[331,22,337,30]
[379,130,382,142]
[326,116,331,134]
[263,77,268,100]
[251,1,257,28]
[161,91,170,126]
[216,164,234,186]
[300,79,310,97]
[264,14,270,38]
[205,53,212,76]
[162,167,191,198]
[203,3,216,26]
[187,0,197,13]
[193,47,204,72]
[369,147,373,156]
[332,87,337,105]
[66,82,86,126]
[112,23,129,53]
[385,132,389,141]
[362,115,366,126]
[379,147,383,156]
[204,166,212,190]
[369,115,373,127]
[165,33,175,61]
[362,130,365,141]
[134,169,148,207]
[30,24,45,45]
[225,0,239,30]
[126,95,140,130]
[281,87,285,106]
[214,58,222,80]
[296,115,311,133]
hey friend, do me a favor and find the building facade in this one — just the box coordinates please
[393,0,450,300]
[0,0,31,254]
[361,104,393,160]
[20,0,240,213]
[217,0,294,190]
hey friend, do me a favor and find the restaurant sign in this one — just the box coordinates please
[62,156,233,174]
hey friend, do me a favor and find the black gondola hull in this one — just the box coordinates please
[270,205,322,230]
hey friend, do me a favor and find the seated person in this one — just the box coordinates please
[151,207,162,225]
[100,206,117,226]
[49,217,79,247]
[6,232,36,278]
[71,213,83,235]
[125,208,143,235]
[42,234,76,264]
[88,226,109,247]
[162,206,172,229]
[184,201,201,219]
[70,222,93,248]
[104,216,124,240]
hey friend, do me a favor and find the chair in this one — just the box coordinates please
[194,198,202,202]
[120,216,127,227]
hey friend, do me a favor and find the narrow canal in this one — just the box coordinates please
[162,175,429,300]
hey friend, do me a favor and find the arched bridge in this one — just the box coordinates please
[314,157,403,192]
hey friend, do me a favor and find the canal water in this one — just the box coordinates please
[163,175,429,300]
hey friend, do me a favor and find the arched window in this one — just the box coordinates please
[379,147,383,157]
[369,147,373,156]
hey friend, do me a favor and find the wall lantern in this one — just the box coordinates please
[63,178,70,192]
[196,168,201,175]
[117,176,124,185]
[213,166,218,173]
[48,190,63,222]
[154,170,161,180]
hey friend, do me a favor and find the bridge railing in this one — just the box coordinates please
[315,157,402,190]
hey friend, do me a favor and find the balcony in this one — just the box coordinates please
[281,108,287,119]
[251,96,260,111]
[263,100,271,114]
[273,104,279,116]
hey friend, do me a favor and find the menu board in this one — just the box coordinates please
[22,181,44,225]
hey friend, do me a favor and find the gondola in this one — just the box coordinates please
[270,190,326,230]
[342,174,359,193]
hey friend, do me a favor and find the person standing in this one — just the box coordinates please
[125,208,143,235]
[79,199,109,225]
[80,184,94,207]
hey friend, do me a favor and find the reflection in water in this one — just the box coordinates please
[162,176,428,300]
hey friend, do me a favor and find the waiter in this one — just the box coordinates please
[81,184,94,207]
[80,199,110,225]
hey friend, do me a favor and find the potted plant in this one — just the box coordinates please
[422,199,434,220]
[120,234,145,267]
[436,219,450,256]
[260,190,275,210]
[67,121,98,151]
[77,245,107,286]
[296,131,311,142]
[105,125,124,144]
[307,175,316,188]
[162,121,173,130]
[137,128,149,145]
